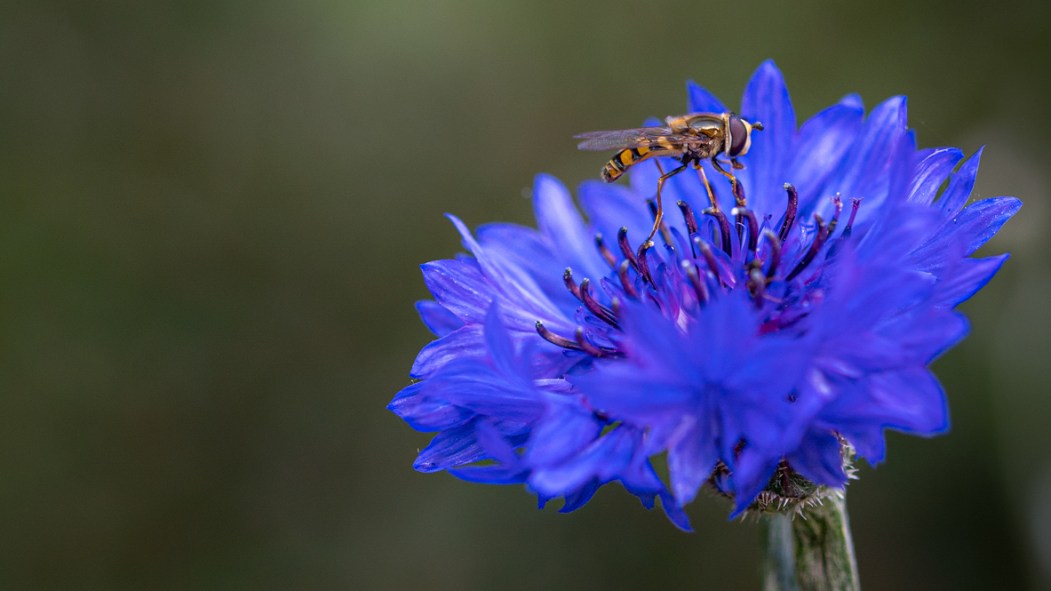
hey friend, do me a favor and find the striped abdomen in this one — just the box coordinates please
[601,139,679,182]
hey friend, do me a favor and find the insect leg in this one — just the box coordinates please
[711,158,744,207]
[643,162,689,248]
[694,162,719,211]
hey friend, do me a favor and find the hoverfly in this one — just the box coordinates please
[575,112,763,246]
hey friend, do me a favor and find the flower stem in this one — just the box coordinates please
[760,494,860,591]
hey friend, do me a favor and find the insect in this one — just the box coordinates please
[575,112,763,246]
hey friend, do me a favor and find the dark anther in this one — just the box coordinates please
[617,227,639,272]
[635,241,655,286]
[618,260,639,299]
[594,233,617,269]
[703,208,733,255]
[579,278,620,329]
[563,268,582,301]
[778,183,799,243]
[731,207,760,259]
[536,321,581,351]
[677,200,698,235]
[682,260,709,305]
[785,214,830,281]
[842,198,862,238]
[760,230,781,279]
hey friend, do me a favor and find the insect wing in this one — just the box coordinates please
[574,127,689,151]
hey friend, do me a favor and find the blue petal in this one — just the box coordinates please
[789,102,864,205]
[421,258,491,324]
[533,174,607,279]
[953,197,1022,255]
[476,222,568,304]
[686,80,727,113]
[447,214,570,332]
[410,324,484,379]
[935,254,1010,307]
[525,396,603,466]
[388,382,471,432]
[740,60,797,212]
[666,419,718,504]
[414,423,486,472]
[908,147,964,206]
[827,96,909,215]
[577,180,653,252]
[484,302,519,379]
[729,454,781,518]
[787,430,848,487]
[838,93,864,110]
[415,300,464,337]
[937,148,983,216]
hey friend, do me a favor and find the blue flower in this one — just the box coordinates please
[389,60,1020,530]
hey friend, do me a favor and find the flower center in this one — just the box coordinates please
[536,176,862,357]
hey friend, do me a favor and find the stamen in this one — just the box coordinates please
[732,178,747,208]
[842,198,862,237]
[778,183,799,243]
[636,241,656,286]
[574,327,620,358]
[677,200,699,235]
[786,214,830,281]
[747,265,766,306]
[536,321,581,350]
[563,268,582,300]
[682,260,709,305]
[731,207,760,259]
[760,230,782,279]
[694,237,723,286]
[703,208,733,255]
[579,278,620,328]
[826,196,844,236]
[617,227,639,272]
[594,233,617,268]
[618,260,639,299]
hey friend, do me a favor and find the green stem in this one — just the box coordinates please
[760,494,860,591]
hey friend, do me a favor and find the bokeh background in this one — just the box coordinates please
[2,1,1048,589]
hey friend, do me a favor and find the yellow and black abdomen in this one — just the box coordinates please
[600,138,678,183]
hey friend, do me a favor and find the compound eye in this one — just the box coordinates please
[728,115,748,157]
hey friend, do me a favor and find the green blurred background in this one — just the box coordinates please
[1,1,1048,589]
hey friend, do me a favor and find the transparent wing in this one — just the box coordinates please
[574,127,692,151]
